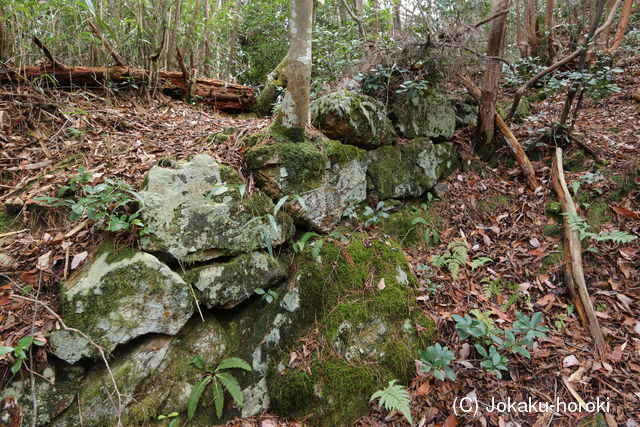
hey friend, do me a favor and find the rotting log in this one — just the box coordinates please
[551,147,607,356]
[0,64,255,111]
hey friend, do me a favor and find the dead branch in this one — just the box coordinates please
[459,74,541,191]
[550,147,607,355]
[88,20,125,66]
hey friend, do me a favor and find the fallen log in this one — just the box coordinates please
[551,147,607,356]
[0,64,255,111]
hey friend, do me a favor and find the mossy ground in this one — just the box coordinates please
[379,203,444,248]
[0,212,18,234]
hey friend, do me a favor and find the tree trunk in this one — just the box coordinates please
[516,0,528,56]
[201,0,211,76]
[597,0,618,48]
[559,0,607,126]
[280,0,313,141]
[543,0,556,64]
[255,55,288,116]
[392,1,402,39]
[372,0,380,48]
[0,7,7,61]
[223,0,241,82]
[168,0,182,69]
[477,0,511,146]
[608,0,634,54]
[523,0,538,56]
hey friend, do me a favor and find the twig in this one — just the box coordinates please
[10,294,125,427]
[550,148,607,355]
[0,229,29,238]
[31,36,66,69]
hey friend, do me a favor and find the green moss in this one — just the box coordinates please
[0,212,17,233]
[586,201,612,231]
[541,224,562,237]
[246,141,326,193]
[215,133,229,142]
[545,201,562,215]
[268,234,433,424]
[539,245,564,273]
[323,139,367,165]
[477,193,510,214]
[380,206,444,248]
[565,149,587,172]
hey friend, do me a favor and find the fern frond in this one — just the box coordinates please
[211,379,224,419]
[447,259,461,280]
[594,230,637,244]
[471,257,493,271]
[187,377,211,419]
[431,254,446,268]
[370,380,413,426]
[216,357,252,372]
[562,212,595,240]
[216,372,244,407]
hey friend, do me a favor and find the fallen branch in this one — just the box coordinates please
[551,147,607,355]
[459,74,541,191]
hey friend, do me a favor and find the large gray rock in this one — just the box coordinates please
[52,316,227,426]
[246,139,368,232]
[51,247,194,363]
[367,138,457,200]
[186,251,285,309]
[390,89,456,140]
[138,155,294,262]
[311,90,397,148]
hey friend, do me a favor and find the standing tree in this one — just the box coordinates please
[280,0,313,141]
[477,0,511,146]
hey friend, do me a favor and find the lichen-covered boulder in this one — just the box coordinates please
[311,90,397,148]
[185,251,285,309]
[390,89,456,140]
[52,316,226,426]
[2,366,83,426]
[265,234,435,425]
[367,138,457,200]
[246,139,368,231]
[138,155,295,262]
[51,246,194,363]
[453,97,478,129]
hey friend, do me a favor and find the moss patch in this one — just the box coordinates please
[586,201,612,231]
[0,212,18,234]
[267,234,435,424]
[380,205,444,248]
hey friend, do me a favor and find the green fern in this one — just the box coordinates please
[370,380,413,426]
[594,230,637,243]
[430,241,468,279]
[471,257,493,272]
[187,356,252,420]
[481,278,503,299]
[563,212,637,243]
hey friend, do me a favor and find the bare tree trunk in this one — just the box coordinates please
[597,0,618,48]
[372,0,380,48]
[608,0,635,54]
[168,0,182,69]
[543,0,556,64]
[280,0,313,141]
[516,0,528,56]
[477,0,511,145]
[223,0,241,82]
[559,0,607,127]
[392,0,402,39]
[0,7,7,61]
[523,0,538,56]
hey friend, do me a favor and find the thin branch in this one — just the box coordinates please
[32,36,66,69]
[474,9,509,28]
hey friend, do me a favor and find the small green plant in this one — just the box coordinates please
[35,167,147,234]
[411,217,440,246]
[292,232,319,253]
[362,201,392,227]
[475,344,509,379]
[452,314,488,341]
[187,356,252,420]
[157,412,179,427]
[395,79,430,104]
[254,287,278,303]
[512,312,549,346]
[418,343,456,381]
[415,263,441,293]
[431,241,468,279]
[471,257,493,272]
[480,278,503,298]
[369,380,413,426]
[251,194,308,256]
[0,336,45,374]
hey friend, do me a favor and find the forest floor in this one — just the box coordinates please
[1,54,639,426]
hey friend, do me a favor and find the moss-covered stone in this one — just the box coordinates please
[184,251,285,309]
[367,138,458,200]
[266,234,435,425]
[139,155,294,262]
[51,246,194,363]
[0,212,17,234]
[565,149,588,172]
[311,90,397,148]
[255,56,288,117]
[389,88,456,141]
[586,201,612,231]
[246,137,368,231]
